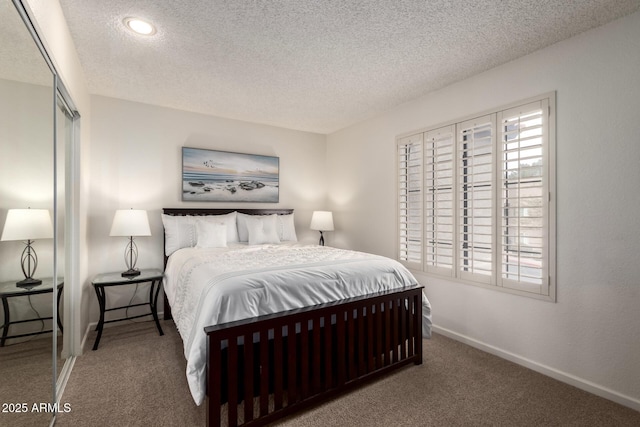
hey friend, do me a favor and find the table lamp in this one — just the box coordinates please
[1,208,54,287]
[110,209,151,277]
[310,211,334,246]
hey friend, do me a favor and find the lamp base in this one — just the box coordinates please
[121,268,141,278]
[16,277,42,289]
[18,241,41,288]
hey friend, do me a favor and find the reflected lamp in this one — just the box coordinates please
[1,208,54,288]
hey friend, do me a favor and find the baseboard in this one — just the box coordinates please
[50,355,75,427]
[80,322,92,353]
[56,355,76,403]
[432,325,640,412]
[81,311,166,353]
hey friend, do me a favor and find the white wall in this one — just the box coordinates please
[326,11,640,409]
[87,96,328,324]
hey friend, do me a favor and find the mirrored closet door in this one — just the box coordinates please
[0,1,78,425]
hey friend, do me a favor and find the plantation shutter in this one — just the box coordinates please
[457,115,494,284]
[397,133,423,268]
[424,125,455,276]
[395,93,555,301]
[498,100,550,295]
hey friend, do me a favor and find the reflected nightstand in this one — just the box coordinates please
[0,278,63,347]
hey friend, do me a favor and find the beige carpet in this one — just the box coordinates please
[54,319,640,426]
[0,335,64,427]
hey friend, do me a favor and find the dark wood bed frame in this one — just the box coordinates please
[162,208,424,427]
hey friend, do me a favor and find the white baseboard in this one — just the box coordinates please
[81,311,166,353]
[80,322,92,354]
[432,325,640,412]
[56,356,76,403]
[50,355,75,427]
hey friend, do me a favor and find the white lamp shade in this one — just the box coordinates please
[109,209,151,237]
[1,209,54,241]
[310,211,334,231]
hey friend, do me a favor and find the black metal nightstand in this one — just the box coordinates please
[0,278,63,347]
[92,268,164,350]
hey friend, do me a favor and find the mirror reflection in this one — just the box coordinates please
[0,1,59,426]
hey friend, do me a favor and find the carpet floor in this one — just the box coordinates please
[52,319,640,426]
[0,335,65,427]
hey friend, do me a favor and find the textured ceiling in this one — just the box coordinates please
[57,0,640,134]
[0,1,53,87]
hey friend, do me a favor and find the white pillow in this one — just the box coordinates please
[195,220,227,248]
[277,213,297,242]
[236,212,251,242]
[238,212,297,242]
[200,211,239,243]
[246,214,281,245]
[163,212,238,256]
[162,214,196,256]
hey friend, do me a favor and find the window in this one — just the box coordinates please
[397,93,555,300]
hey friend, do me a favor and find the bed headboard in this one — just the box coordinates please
[162,208,294,266]
[162,208,293,217]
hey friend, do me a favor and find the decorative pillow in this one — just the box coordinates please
[246,214,281,245]
[162,214,196,256]
[163,212,238,256]
[236,212,251,242]
[200,211,239,243]
[238,212,297,242]
[276,213,297,242]
[195,220,227,248]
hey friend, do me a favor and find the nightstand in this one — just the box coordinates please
[0,278,63,347]
[92,268,164,350]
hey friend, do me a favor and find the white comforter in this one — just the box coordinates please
[164,243,432,405]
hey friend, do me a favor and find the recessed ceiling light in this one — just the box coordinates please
[123,17,156,36]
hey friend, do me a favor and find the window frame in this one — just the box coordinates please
[396,92,556,301]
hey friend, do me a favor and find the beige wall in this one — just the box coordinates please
[87,95,328,321]
[326,11,640,410]
[0,80,54,281]
[0,79,56,338]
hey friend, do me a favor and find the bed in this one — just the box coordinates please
[162,208,432,426]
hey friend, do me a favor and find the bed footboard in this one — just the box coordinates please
[205,285,424,426]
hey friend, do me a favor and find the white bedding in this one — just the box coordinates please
[164,243,432,405]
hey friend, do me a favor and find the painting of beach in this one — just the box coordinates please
[182,147,279,202]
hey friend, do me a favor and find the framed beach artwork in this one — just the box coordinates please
[182,147,279,202]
